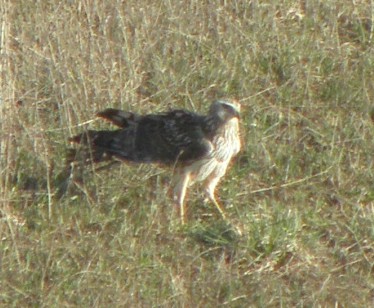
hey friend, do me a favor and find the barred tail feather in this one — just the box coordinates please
[96,108,140,128]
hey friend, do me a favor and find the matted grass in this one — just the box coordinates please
[1,1,373,306]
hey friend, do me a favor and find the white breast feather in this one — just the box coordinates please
[186,117,240,185]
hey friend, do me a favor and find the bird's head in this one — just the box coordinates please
[209,99,241,122]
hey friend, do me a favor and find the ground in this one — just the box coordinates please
[1,1,373,306]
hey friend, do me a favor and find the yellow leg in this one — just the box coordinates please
[211,196,227,220]
[204,176,227,220]
[173,172,190,224]
[205,176,243,236]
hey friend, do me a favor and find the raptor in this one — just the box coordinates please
[68,99,241,223]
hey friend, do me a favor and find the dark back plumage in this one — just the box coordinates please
[69,101,239,165]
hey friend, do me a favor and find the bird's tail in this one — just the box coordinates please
[67,129,120,165]
[96,108,140,128]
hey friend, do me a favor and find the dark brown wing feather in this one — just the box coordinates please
[68,109,214,165]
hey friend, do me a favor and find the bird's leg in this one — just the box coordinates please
[204,176,244,236]
[173,172,191,224]
[204,177,227,220]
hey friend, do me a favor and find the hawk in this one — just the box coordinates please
[68,99,241,223]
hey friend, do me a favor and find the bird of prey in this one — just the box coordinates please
[68,99,241,223]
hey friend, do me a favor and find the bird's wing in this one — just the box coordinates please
[69,109,213,165]
[132,110,213,164]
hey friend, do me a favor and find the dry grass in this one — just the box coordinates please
[1,1,373,306]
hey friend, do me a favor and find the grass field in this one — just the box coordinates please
[1,1,373,306]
